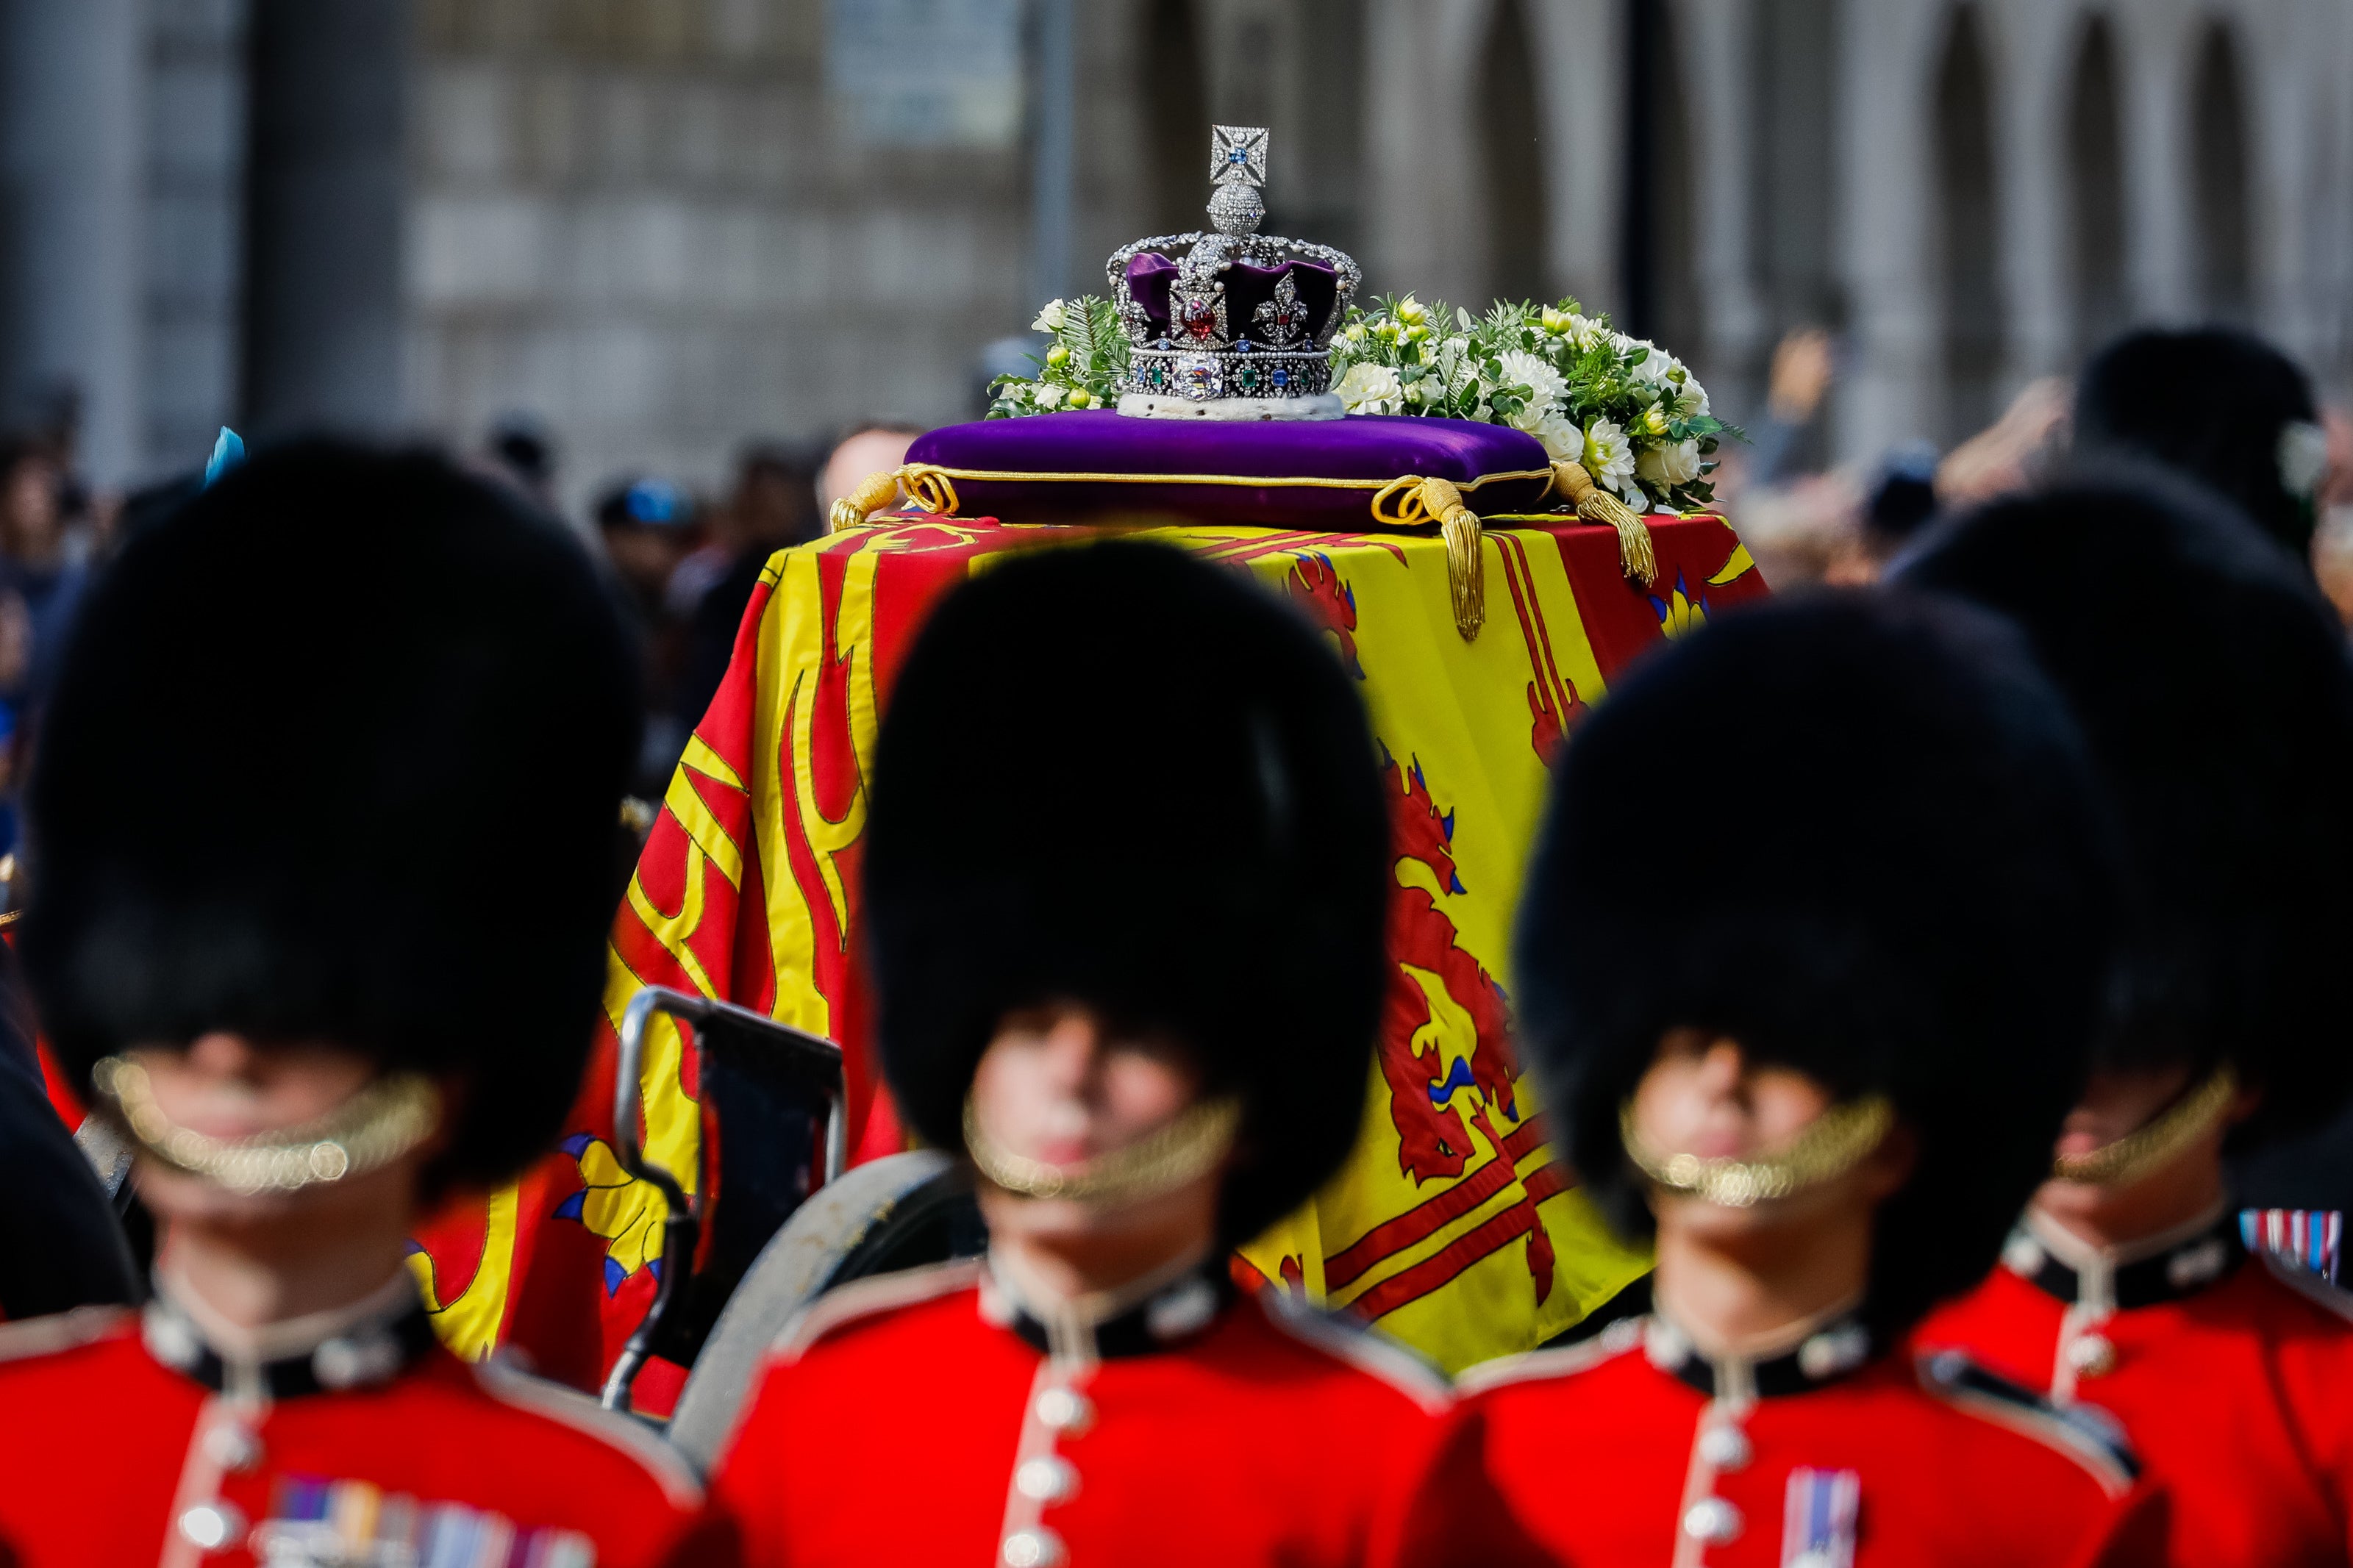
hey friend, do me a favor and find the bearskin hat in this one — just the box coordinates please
[1514,593,2117,1338]
[2075,327,2321,561]
[1899,470,2353,1150]
[20,440,641,1192]
[864,541,1388,1250]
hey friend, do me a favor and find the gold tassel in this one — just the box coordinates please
[826,465,962,533]
[1371,473,1485,640]
[1550,460,1658,587]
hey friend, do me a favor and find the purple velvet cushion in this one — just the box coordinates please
[905,412,1554,529]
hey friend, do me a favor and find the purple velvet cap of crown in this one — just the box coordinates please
[1122,254,1342,345]
[907,412,1554,528]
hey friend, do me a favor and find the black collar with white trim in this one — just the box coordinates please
[1643,1301,1874,1402]
[142,1271,439,1400]
[981,1252,1234,1362]
[2003,1203,2243,1311]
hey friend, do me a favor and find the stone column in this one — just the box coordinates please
[1988,0,2074,387]
[1529,0,1622,308]
[1361,0,1486,304]
[0,0,145,484]
[1834,0,1942,460]
[2119,4,2193,323]
[1676,0,1764,393]
[242,0,408,438]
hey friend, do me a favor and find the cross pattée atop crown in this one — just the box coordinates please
[1107,126,1362,409]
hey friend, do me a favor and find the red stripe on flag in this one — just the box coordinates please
[1325,1114,1556,1292]
[1502,1113,1549,1163]
[1523,1159,1571,1206]
[1348,1203,1537,1322]
[1327,1156,1515,1292]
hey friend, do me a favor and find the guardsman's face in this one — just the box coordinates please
[968,1002,1210,1241]
[127,1033,426,1225]
[2034,1062,2252,1236]
[1632,1028,1907,1245]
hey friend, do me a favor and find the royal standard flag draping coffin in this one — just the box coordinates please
[407,123,1766,1386]
[409,506,1764,1386]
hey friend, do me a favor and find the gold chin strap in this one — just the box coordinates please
[963,1094,1241,1208]
[92,1056,442,1198]
[1621,1093,1897,1209]
[2050,1064,2238,1188]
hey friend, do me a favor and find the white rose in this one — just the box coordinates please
[1637,438,1704,490]
[1580,418,1638,494]
[1532,412,1582,461]
[1629,346,1676,387]
[1335,361,1404,415]
[1674,380,1712,421]
[1496,349,1567,406]
[1032,382,1067,409]
[1032,300,1067,334]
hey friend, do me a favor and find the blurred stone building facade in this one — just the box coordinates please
[1,0,2346,499]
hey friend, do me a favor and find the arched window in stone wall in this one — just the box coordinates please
[1478,0,1549,305]
[2190,20,2253,323]
[2066,14,2128,359]
[1624,0,1699,351]
[1933,1,2002,443]
[1143,0,1210,235]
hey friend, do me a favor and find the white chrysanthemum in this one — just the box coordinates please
[1497,349,1566,406]
[1567,315,1608,352]
[1637,438,1704,490]
[1335,361,1404,415]
[1580,418,1638,494]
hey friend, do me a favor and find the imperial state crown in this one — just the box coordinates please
[1109,126,1360,418]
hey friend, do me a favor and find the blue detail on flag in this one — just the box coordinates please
[1427,1056,1477,1106]
[559,1132,594,1157]
[553,1189,586,1222]
[603,1256,626,1295]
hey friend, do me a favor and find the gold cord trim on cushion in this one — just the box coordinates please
[1547,461,1659,587]
[829,465,963,533]
[879,463,1552,498]
[2050,1064,2238,1188]
[1371,474,1485,640]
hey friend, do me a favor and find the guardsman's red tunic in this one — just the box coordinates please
[1917,1205,2353,1567]
[1453,1306,2163,1567]
[709,1256,1516,1568]
[0,1275,724,1568]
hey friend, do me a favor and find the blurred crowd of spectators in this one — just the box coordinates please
[482,417,922,798]
[0,411,929,847]
[1714,325,2353,620]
